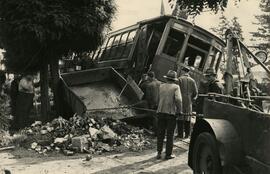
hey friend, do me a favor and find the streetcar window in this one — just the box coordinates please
[182,35,211,70]
[163,28,186,57]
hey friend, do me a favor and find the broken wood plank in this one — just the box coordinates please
[0,146,15,151]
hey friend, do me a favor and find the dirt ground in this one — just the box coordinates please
[0,139,192,174]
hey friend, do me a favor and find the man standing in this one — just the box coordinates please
[196,68,224,114]
[244,67,260,95]
[204,68,224,94]
[15,74,35,129]
[156,70,182,160]
[177,66,198,138]
[139,73,149,94]
[145,71,161,109]
[145,71,161,133]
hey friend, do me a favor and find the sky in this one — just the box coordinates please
[112,0,262,45]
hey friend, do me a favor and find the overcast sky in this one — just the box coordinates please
[112,0,262,45]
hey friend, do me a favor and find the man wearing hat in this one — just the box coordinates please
[177,66,198,138]
[204,68,224,94]
[156,70,182,160]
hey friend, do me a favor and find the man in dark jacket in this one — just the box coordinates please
[156,70,182,160]
[145,71,161,133]
[145,71,161,109]
[177,66,198,138]
[139,73,149,94]
[204,68,224,94]
[196,68,224,114]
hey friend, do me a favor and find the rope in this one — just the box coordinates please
[86,101,144,112]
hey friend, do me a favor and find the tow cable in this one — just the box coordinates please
[86,101,156,113]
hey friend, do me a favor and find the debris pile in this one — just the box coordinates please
[0,94,11,130]
[18,114,153,155]
[0,130,12,147]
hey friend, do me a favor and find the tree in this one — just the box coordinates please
[210,14,230,40]
[210,15,244,41]
[250,0,270,53]
[210,15,244,77]
[0,0,116,120]
[230,17,244,41]
[168,0,188,19]
[171,0,240,15]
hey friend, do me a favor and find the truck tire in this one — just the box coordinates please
[192,132,222,174]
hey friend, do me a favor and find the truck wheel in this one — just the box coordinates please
[192,132,222,174]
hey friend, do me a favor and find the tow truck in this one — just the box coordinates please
[58,15,270,173]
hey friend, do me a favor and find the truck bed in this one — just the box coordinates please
[59,67,143,120]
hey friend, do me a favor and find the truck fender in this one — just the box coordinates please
[189,118,243,168]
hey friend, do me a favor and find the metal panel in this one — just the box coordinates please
[202,118,242,166]
[61,67,111,86]
[203,99,270,166]
[60,77,86,116]
[152,54,177,82]
[172,22,190,33]
[191,30,212,44]
[60,67,143,117]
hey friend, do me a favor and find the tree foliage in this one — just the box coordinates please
[230,17,244,41]
[210,15,244,41]
[168,0,188,19]
[0,0,116,73]
[210,14,230,40]
[171,0,240,15]
[250,0,270,52]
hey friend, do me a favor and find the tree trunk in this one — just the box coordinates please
[40,63,50,121]
[50,58,60,115]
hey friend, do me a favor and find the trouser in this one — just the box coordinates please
[157,113,176,156]
[152,114,158,135]
[177,120,190,138]
[14,92,34,130]
[149,105,158,134]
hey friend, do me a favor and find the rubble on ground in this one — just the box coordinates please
[7,114,153,155]
[0,94,11,130]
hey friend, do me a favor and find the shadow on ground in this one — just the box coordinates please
[92,147,189,174]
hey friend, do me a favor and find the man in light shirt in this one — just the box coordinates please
[19,75,34,93]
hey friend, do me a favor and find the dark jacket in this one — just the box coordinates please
[209,80,224,94]
[178,74,198,121]
[139,79,150,95]
[145,78,161,109]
